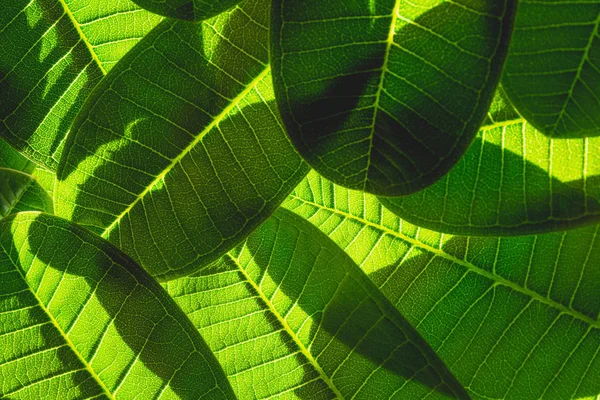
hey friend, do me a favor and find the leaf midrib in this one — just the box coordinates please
[287,195,600,329]
[101,66,271,238]
[364,0,401,190]
[57,0,107,75]
[225,251,344,398]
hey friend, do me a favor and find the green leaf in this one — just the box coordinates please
[56,0,309,281]
[284,171,600,399]
[0,168,53,219]
[165,208,468,399]
[502,0,600,138]
[0,139,36,174]
[31,167,57,201]
[0,0,161,170]
[271,0,517,195]
[131,0,241,21]
[0,212,235,399]
[379,89,600,235]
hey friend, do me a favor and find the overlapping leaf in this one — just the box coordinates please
[380,89,600,235]
[0,0,161,169]
[502,0,600,138]
[132,0,241,21]
[56,0,309,280]
[284,171,600,399]
[271,0,517,195]
[0,168,52,219]
[165,209,468,399]
[0,139,36,173]
[0,212,235,399]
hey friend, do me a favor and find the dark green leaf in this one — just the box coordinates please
[0,139,36,173]
[0,168,53,218]
[166,208,468,399]
[132,0,241,21]
[0,0,161,169]
[502,0,600,138]
[284,171,600,399]
[56,0,309,281]
[379,89,600,235]
[0,212,235,399]
[271,0,517,195]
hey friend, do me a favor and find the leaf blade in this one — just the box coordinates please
[56,0,309,280]
[379,89,600,235]
[131,0,242,21]
[271,0,517,195]
[0,212,235,399]
[0,168,53,218]
[165,208,469,399]
[284,171,600,399]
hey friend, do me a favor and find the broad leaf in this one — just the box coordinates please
[0,0,161,169]
[56,0,309,280]
[0,168,53,219]
[284,171,600,399]
[32,167,56,201]
[165,208,468,399]
[0,139,36,173]
[271,0,517,195]
[0,212,235,399]
[132,0,241,21]
[379,90,600,235]
[502,0,600,138]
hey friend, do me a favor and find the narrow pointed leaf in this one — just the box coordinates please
[502,0,600,138]
[0,139,36,173]
[379,89,600,235]
[284,171,600,399]
[165,208,468,399]
[56,0,309,281]
[132,0,241,21]
[0,0,161,170]
[271,0,517,195]
[0,168,53,219]
[0,212,235,399]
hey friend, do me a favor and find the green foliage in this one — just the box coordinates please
[1,0,599,398]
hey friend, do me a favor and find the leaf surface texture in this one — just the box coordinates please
[0,168,53,219]
[271,0,516,195]
[284,171,600,399]
[165,209,468,399]
[380,89,600,235]
[502,0,600,137]
[0,212,235,399]
[132,0,241,21]
[0,0,161,169]
[56,0,309,280]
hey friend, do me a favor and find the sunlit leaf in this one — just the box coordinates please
[0,168,53,219]
[502,0,600,138]
[0,139,36,174]
[0,212,235,399]
[0,0,161,169]
[271,0,517,195]
[131,0,241,21]
[284,171,600,399]
[56,0,308,280]
[380,89,600,235]
[165,209,468,399]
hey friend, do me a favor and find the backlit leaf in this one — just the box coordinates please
[284,171,600,399]
[131,0,241,21]
[380,89,600,235]
[0,0,161,169]
[56,0,309,280]
[165,209,468,399]
[271,0,517,195]
[502,0,600,138]
[0,168,53,219]
[0,212,235,399]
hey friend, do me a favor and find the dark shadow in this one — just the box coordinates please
[379,134,600,236]
[55,6,308,281]
[244,209,470,399]
[4,213,235,399]
[0,0,104,169]
[368,229,600,399]
[273,0,516,194]
[131,0,242,21]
